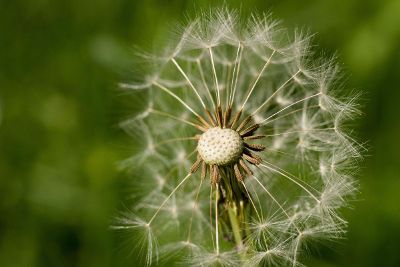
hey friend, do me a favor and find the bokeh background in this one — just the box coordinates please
[1,0,400,266]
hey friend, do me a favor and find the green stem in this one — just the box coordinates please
[227,203,243,250]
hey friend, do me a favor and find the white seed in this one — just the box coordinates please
[197,127,243,165]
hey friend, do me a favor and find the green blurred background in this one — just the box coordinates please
[1,0,399,266]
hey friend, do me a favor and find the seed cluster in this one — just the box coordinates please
[188,105,265,184]
[198,127,243,165]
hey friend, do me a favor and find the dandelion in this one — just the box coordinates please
[113,8,362,266]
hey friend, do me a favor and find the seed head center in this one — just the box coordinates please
[197,127,243,166]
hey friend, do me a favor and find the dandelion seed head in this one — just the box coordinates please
[198,127,243,165]
[114,7,362,267]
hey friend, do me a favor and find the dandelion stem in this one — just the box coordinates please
[227,203,243,250]
[210,185,215,251]
[215,183,220,255]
